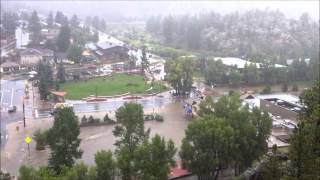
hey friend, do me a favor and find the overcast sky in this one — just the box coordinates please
[2,1,319,21]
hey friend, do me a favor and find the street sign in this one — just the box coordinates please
[25,136,31,144]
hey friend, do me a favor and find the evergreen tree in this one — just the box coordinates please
[56,24,71,52]
[47,107,82,172]
[70,15,80,28]
[28,10,41,45]
[47,12,54,27]
[2,12,18,35]
[140,46,149,75]
[57,63,66,83]
[67,44,83,63]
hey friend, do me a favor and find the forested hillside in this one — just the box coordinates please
[146,9,319,64]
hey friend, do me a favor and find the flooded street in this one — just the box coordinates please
[1,100,190,176]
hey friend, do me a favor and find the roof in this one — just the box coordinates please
[51,91,67,97]
[1,61,20,68]
[20,48,53,57]
[257,93,301,107]
[96,41,118,50]
[55,52,67,59]
[169,160,191,179]
[213,57,287,69]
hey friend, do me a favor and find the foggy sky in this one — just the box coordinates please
[2,1,319,21]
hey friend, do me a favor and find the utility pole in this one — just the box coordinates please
[23,99,26,127]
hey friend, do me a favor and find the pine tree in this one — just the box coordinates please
[56,24,71,52]
[28,10,41,44]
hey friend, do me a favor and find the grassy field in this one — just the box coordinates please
[61,73,167,100]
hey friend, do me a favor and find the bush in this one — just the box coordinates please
[292,84,299,91]
[103,113,115,124]
[33,129,47,150]
[81,115,88,124]
[282,83,288,92]
[154,114,164,122]
[88,115,95,123]
[262,85,271,94]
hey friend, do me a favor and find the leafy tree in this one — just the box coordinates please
[56,25,71,52]
[28,10,41,45]
[134,134,176,180]
[197,95,214,117]
[47,12,54,27]
[243,63,260,84]
[180,116,235,180]
[113,103,150,180]
[67,44,83,63]
[229,69,242,86]
[2,11,18,35]
[64,163,89,180]
[18,165,38,180]
[94,150,116,180]
[262,84,272,94]
[288,81,320,179]
[47,107,82,172]
[259,145,284,180]
[33,129,47,150]
[165,57,194,96]
[56,63,66,83]
[204,59,226,86]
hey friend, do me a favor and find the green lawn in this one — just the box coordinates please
[61,74,167,100]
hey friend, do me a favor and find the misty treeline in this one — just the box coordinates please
[146,9,319,65]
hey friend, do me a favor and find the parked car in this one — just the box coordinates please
[8,106,17,113]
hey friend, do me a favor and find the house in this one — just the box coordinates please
[20,48,54,65]
[93,41,129,62]
[0,61,20,73]
[41,27,60,40]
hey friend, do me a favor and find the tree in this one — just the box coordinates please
[259,145,284,180]
[47,107,82,172]
[228,69,242,86]
[140,46,149,75]
[28,10,41,45]
[56,24,71,52]
[33,129,47,150]
[180,116,235,180]
[165,57,194,96]
[162,16,174,43]
[64,163,89,180]
[204,59,226,86]
[133,134,176,180]
[197,95,214,117]
[18,165,38,180]
[55,11,68,26]
[56,63,66,83]
[113,103,150,180]
[47,12,54,27]
[100,19,107,31]
[67,44,83,63]
[288,81,320,179]
[94,150,116,180]
[2,11,18,35]
[70,15,80,28]
[37,61,53,100]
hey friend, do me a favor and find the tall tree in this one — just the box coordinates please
[165,57,194,96]
[133,134,176,180]
[259,145,284,180]
[47,12,54,27]
[70,15,80,28]
[288,81,320,179]
[28,10,41,45]
[37,61,53,100]
[2,12,18,35]
[56,63,66,83]
[162,16,174,43]
[113,103,150,180]
[180,116,235,180]
[56,24,71,52]
[47,107,82,172]
[140,46,149,75]
[94,150,116,180]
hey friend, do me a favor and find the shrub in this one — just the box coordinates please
[81,115,88,124]
[103,113,115,124]
[94,118,101,123]
[88,115,95,123]
[154,114,164,122]
[33,129,47,150]
[262,85,271,94]
[292,84,299,91]
[282,83,288,92]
